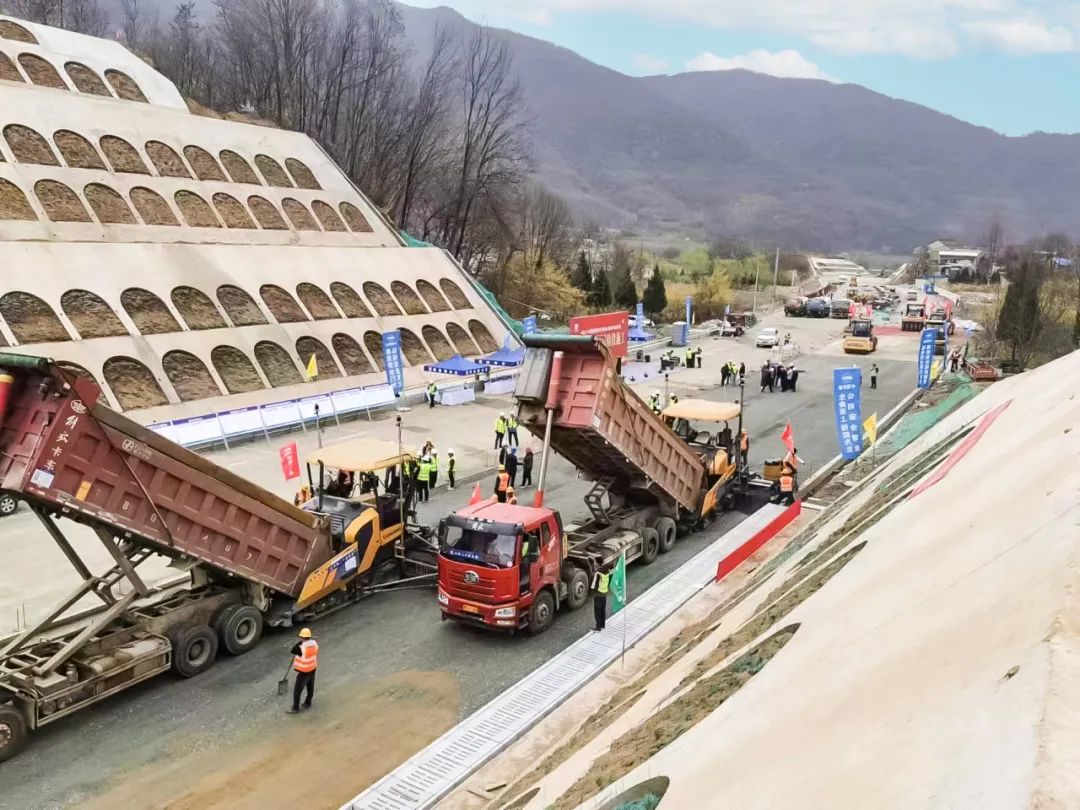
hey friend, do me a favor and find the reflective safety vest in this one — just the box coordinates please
[294,639,318,672]
[685,348,694,363]
[508,416,518,429]
[428,383,436,394]
[495,417,507,434]
[418,460,433,481]
[595,572,610,594]
[430,454,438,471]
[496,472,510,492]
[779,474,795,493]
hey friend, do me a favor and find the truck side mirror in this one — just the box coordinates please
[437,519,447,551]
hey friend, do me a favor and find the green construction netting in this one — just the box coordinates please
[877,373,981,455]
[400,231,433,247]
[473,283,524,336]
[615,796,663,810]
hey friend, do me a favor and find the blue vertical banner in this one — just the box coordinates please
[917,328,936,389]
[685,296,692,325]
[635,301,644,322]
[833,367,863,461]
[381,330,405,394]
[522,315,538,334]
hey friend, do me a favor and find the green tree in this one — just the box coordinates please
[588,268,611,308]
[570,251,592,295]
[996,260,1043,367]
[643,264,667,316]
[610,245,638,308]
[694,272,733,321]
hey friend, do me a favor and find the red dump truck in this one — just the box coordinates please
[437,334,752,634]
[0,355,429,761]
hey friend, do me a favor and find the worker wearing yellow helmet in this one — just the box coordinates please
[495,463,510,503]
[287,627,318,714]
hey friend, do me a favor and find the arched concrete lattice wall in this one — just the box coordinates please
[446,322,480,356]
[295,336,340,379]
[422,326,455,361]
[103,356,167,410]
[255,341,302,387]
[162,349,221,401]
[0,291,70,343]
[332,333,374,375]
[211,346,265,394]
[121,288,180,334]
[217,285,267,326]
[60,290,127,339]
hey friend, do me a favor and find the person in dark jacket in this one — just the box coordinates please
[505,447,519,487]
[760,362,771,393]
[789,365,800,392]
[521,447,534,487]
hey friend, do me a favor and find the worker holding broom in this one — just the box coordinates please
[286,628,318,714]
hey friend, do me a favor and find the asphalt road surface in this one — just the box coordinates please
[0,310,918,808]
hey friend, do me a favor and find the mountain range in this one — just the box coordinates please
[98,1,1080,252]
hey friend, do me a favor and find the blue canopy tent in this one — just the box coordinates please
[482,345,525,367]
[628,325,655,342]
[423,355,491,376]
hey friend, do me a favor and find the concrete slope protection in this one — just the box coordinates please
[534,349,1080,809]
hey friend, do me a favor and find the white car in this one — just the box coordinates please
[755,327,780,348]
[628,315,655,328]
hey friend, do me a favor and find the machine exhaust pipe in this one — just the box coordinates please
[533,351,563,508]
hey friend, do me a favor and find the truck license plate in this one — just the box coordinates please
[461,604,479,614]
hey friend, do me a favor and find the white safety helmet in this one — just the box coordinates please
[448,449,455,454]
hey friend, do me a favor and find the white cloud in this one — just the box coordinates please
[686,49,840,81]
[632,53,670,71]
[965,17,1075,53]
[460,0,1080,59]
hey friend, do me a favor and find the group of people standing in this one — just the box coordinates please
[494,413,520,449]
[406,439,456,503]
[720,360,746,387]
[760,362,800,393]
[494,445,534,503]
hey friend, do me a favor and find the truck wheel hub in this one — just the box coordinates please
[235,618,257,644]
[0,723,11,746]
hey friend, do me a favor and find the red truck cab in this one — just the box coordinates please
[437,499,572,634]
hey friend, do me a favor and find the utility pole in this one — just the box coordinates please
[772,247,781,300]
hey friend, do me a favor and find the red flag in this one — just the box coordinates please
[780,422,795,454]
[278,442,300,481]
[469,482,483,505]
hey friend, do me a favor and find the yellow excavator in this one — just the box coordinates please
[294,438,434,611]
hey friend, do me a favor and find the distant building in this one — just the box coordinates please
[922,240,982,276]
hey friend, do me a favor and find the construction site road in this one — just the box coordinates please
[0,310,919,810]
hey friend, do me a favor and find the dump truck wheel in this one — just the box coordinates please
[640,529,660,565]
[528,590,555,635]
[216,605,263,656]
[655,518,677,553]
[0,705,27,763]
[563,567,589,611]
[171,625,218,677]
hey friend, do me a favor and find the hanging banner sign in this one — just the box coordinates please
[833,367,863,461]
[569,311,629,357]
[382,330,405,394]
[279,442,300,481]
[917,328,936,389]
[685,296,693,325]
[522,315,538,334]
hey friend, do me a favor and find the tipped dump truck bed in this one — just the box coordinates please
[0,355,330,597]
[514,335,707,513]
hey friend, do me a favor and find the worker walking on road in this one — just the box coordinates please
[521,447,534,487]
[777,470,796,506]
[446,450,456,490]
[721,362,730,387]
[739,429,750,465]
[592,564,611,631]
[494,464,510,502]
[287,628,318,714]
[495,413,507,449]
[426,382,438,408]
[870,364,879,390]
[507,414,519,447]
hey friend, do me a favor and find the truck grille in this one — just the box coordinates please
[446,571,497,599]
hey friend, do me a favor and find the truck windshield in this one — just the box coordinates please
[443,526,519,569]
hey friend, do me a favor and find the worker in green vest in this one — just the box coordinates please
[426,440,439,488]
[494,413,507,449]
[507,414,519,447]
[685,346,694,367]
[416,456,432,503]
[427,382,438,408]
[592,564,611,631]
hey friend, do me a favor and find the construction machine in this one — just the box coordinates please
[436,335,769,634]
[843,318,878,354]
[0,356,433,761]
[902,302,928,332]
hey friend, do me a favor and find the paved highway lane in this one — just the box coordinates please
[0,308,920,808]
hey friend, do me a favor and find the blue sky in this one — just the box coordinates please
[406,0,1080,136]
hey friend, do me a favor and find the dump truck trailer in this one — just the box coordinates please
[437,335,758,634]
[0,355,430,761]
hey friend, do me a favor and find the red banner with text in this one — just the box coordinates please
[279,442,301,481]
[569,311,629,358]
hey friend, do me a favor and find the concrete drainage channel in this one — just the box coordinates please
[342,504,787,810]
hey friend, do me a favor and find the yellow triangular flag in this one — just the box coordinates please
[305,354,318,380]
[863,412,878,446]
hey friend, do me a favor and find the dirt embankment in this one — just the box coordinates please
[83,670,459,810]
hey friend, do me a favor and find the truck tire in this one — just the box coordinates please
[170,625,218,678]
[0,704,28,763]
[562,567,589,611]
[528,590,555,635]
[654,517,677,554]
[216,605,263,656]
[640,528,660,565]
[0,494,16,517]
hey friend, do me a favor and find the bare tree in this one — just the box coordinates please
[982,215,1003,282]
[518,184,572,269]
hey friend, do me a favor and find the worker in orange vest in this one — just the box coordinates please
[494,464,510,503]
[287,627,318,714]
[739,430,750,466]
[777,471,796,506]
